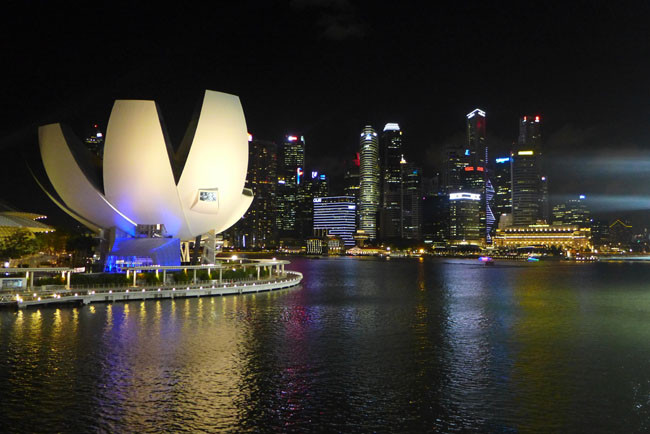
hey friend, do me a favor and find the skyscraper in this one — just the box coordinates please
[443,109,489,244]
[552,195,590,227]
[400,160,422,240]
[344,153,361,203]
[466,109,489,242]
[379,123,403,240]
[443,145,470,193]
[297,171,329,239]
[359,125,380,240]
[449,192,482,244]
[313,196,356,247]
[493,156,512,225]
[240,136,278,248]
[277,134,305,239]
[84,124,104,158]
[512,116,544,226]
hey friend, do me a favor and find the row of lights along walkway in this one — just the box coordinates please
[1,258,302,309]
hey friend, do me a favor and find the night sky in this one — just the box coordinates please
[2,1,650,225]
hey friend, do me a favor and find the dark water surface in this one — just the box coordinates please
[2,257,650,433]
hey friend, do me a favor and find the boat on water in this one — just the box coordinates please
[479,256,495,266]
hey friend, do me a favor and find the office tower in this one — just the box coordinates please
[400,160,422,240]
[422,172,448,243]
[512,116,544,226]
[443,145,470,192]
[443,109,488,244]
[540,175,550,223]
[240,136,278,248]
[344,153,361,203]
[313,196,357,247]
[422,192,448,243]
[359,125,380,240]
[485,178,496,242]
[590,219,609,250]
[493,156,512,225]
[448,192,482,244]
[609,219,633,249]
[379,123,403,240]
[466,109,489,242]
[297,171,329,239]
[552,195,590,227]
[84,124,104,158]
[276,135,305,239]
[307,171,329,198]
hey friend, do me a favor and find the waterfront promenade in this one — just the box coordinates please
[0,259,302,309]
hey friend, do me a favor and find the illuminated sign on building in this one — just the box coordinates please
[287,135,298,142]
[495,157,511,164]
[311,171,318,179]
[518,150,534,156]
[449,192,481,201]
[297,167,303,184]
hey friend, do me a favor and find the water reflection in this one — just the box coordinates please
[2,259,650,431]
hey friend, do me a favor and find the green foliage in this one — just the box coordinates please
[70,273,130,285]
[36,276,65,286]
[143,272,160,284]
[221,268,250,280]
[172,271,191,283]
[0,229,39,260]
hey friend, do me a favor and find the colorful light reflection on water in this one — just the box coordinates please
[1,257,650,432]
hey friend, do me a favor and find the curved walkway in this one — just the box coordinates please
[2,271,303,309]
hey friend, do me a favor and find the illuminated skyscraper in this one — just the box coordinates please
[245,137,278,247]
[493,156,512,223]
[552,195,590,227]
[232,136,278,248]
[277,134,305,238]
[313,196,356,246]
[359,125,380,240]
[297,171,329,239]
[448,192,482,244]
[400,160,422,240]
[84,123,104,158]
[461,109,490,243]
[512,116,544,226]
[443,145,470,193]
[344,153,361,203]
[379,123,403,240]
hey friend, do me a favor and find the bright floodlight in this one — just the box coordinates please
[38,90,253,240]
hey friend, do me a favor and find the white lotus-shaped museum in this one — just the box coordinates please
[38,90,253,241]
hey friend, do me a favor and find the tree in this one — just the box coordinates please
[0,229,39,260]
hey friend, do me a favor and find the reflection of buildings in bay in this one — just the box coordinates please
[89,298,250,430]
[509,269,577,429]
[438,262,497,416]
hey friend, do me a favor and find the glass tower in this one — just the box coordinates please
[379,123,403,240]
[277,135,305,237]
[241,136,277,248]
[313,196,357,246]
[359,125,380,240]
[512,116,544,226]
[466,109,489,243]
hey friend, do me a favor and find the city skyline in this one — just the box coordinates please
[2,3,650,226]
